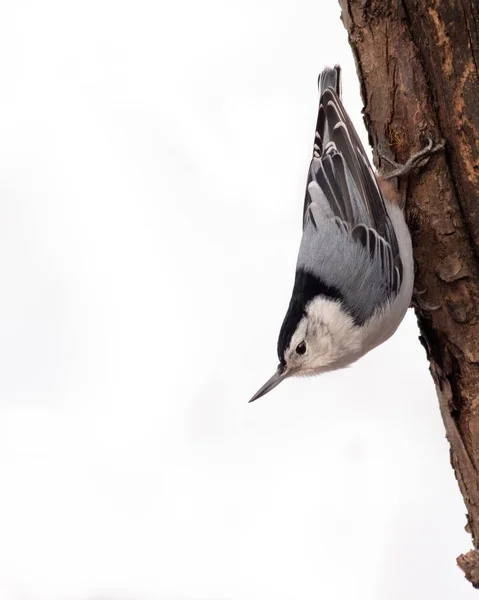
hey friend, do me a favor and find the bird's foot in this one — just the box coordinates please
[380,137,445,181]
[411,286,441,312]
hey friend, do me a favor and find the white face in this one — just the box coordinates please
[283,297,363,376]
[249,297,366,403]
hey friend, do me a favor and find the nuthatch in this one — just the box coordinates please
[250,65,442,403]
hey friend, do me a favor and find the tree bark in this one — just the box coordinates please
[339,0,479,588]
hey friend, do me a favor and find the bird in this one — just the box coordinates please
[249,65,442,403]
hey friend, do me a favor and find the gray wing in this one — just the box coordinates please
[298,66,403,322]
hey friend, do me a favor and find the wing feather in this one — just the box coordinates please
[303,66,403,299]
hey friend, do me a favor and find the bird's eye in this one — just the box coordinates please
[296,341,307,355]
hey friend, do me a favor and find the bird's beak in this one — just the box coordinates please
[249,365,290,403]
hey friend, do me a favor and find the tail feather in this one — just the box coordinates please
[318,65,341,98]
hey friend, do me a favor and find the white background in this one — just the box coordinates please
[0,1,474,599]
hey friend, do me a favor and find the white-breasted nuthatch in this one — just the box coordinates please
[249,65,440,403]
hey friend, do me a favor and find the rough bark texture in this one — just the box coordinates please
[339,0,479,588]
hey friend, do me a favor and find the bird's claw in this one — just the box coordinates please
[412,286,441,312]
[380,137,445,181]
[413,287,427,296]
[415,300,441,312]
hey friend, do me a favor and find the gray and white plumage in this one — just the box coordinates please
[250,65,414,403]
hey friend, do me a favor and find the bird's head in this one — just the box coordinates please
[249,292,362,403]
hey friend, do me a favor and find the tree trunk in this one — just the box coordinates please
[339,0,479,588]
